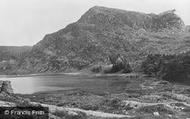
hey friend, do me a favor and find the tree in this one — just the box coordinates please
[108,54,132,73]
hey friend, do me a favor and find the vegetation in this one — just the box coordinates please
[90,54,132,73]
[107,54,132,73]
[141,53,190,83]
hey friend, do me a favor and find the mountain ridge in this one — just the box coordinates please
[78,6,184,31]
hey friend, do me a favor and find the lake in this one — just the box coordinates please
[0,73,132,94]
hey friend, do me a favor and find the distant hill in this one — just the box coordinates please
[185,25,190,32]
[0,46,32,74]
[1,6,189,74]
[0,46,32,61]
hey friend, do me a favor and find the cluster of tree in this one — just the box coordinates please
[90,53,132,73]
[141,53,190,83]
[108,54,132,73]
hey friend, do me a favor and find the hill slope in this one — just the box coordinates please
[13,6,190,73]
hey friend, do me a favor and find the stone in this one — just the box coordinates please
[153,112,159,116]
[0,81,13,94]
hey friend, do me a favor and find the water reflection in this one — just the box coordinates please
[0,75,127,94]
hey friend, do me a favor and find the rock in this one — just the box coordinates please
[67,110,78,116]
[0,100,16,107]
[0,81,13,94]
[153,112,159,116]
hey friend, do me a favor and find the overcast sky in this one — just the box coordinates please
[0,0,189,46]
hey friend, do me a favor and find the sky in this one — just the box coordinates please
[0,0,189,46]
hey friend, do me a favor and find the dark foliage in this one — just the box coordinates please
[107,54,132,73]
[141,54,164,76]
[141,53,190,83]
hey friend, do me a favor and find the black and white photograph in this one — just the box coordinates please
[0,0,190,118]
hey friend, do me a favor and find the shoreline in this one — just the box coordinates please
[0,72,82,78]
[0,72,141,78]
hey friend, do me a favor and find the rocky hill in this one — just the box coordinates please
[2,6,189,74]
[78,7,184,31]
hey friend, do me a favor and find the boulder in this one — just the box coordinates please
[0,81,13,94]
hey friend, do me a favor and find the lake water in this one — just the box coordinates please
[0,74,130,94]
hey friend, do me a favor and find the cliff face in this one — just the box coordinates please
[17,6,189,73]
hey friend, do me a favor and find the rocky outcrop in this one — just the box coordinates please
[0,81,13,94]
[150,9,185,31]
[79,7,184,31]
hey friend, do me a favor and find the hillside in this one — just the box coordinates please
[1,6,190,74]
